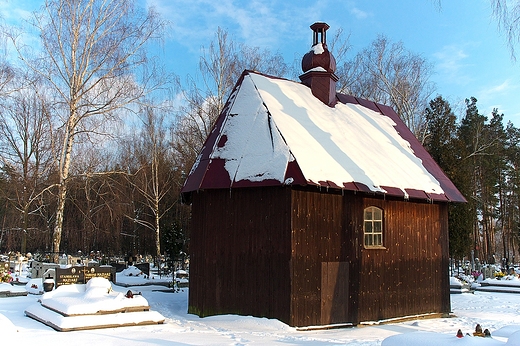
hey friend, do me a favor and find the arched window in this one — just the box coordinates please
[364,206,383,247]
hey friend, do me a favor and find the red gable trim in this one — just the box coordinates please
[428,193,450,202]
[181,72,248,194]
[199,159,232,189]
[284,160,307,186]
[380,186,406,198]
[405,188,430,200]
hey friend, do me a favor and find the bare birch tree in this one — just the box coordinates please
[126,104,175,258]
[9,0,169,260]
[491,0,520,60]
[434,1,520,59]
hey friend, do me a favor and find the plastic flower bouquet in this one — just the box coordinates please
[494,271,505,279]
[0,268,12,283]
[471,271,481,280]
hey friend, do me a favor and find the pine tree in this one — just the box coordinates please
[456,97,487,261]
[424,96,472,260]
[504,123,520,261]
[483,110,506,263]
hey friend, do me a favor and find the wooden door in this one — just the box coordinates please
[321,262,349,325]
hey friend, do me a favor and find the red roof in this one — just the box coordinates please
[182,70,466,203]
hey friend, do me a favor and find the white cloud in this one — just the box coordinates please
[147,0,324,53]
[343,1,371,20]
[477,79,519,115]
[350,7,370,20]
[484,80,511,94]
[434,45,468,73]
[0,0,34,24]
[433,44,473,85]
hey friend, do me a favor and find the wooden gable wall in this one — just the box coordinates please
[188,187,293,323]
[289,188,450,326]
[355,197,450,323]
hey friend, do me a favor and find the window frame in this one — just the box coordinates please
[363,206,384,249]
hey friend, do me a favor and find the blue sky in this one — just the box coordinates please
[2,0,520,126]
[152,0,520,126]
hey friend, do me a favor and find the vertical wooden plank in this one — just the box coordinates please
[290,188,344,326]
[188,186,292,324]
[355,197,449,322]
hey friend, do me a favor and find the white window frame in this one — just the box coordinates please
[363,206,383,248]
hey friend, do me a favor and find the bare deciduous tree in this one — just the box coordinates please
[9,0,169,260]
[491,0,520,60]
[0,73,54,253]
[173,27,288,175]
[434,0,520,59]
[337,35,435,140]
[127,104,176,258]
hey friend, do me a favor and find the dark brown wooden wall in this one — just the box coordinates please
[354,197,450,323]
[188,186,450,328]
[188,187,292,324]
[290,189,450,326]
[290,188,345,326]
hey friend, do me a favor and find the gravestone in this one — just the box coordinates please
[134,263,150,277]
[110,262,126,273]
[31,262,60,279]
[0,261,8,272]
[55,267,83,287]
[55,265,116,287]
[84,266,114,282]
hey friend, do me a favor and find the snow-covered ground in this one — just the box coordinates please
[2,270,520,345]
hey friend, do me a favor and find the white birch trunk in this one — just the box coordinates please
[52,117,75,261]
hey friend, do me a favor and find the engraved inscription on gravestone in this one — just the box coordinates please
[84,266,113,282]
[55,267,83,287]
[55,265,116,286]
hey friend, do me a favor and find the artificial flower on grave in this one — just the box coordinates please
[0,268,12,283]
[494,271,505,279]
[471,271,481,280]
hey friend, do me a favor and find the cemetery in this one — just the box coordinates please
[0,251,183,331]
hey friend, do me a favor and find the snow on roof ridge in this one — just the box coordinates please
[245,71,444,197]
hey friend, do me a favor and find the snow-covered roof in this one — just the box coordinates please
[182,70,466,203]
